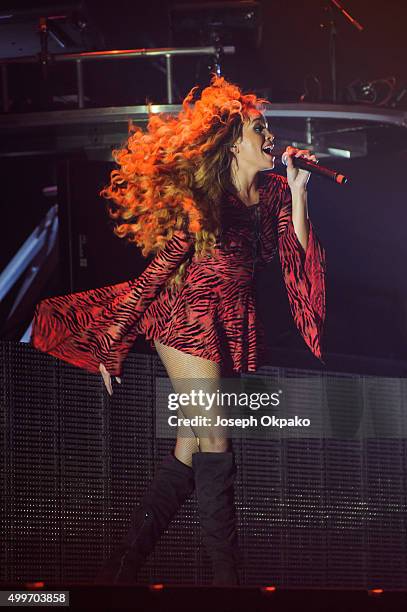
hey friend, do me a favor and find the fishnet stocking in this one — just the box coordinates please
[154,339,231,465]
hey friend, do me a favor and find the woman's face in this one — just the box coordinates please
[232,110,275,173]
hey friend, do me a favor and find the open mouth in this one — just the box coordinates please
[262,144,275,157]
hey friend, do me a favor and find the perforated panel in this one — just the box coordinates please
[1,342,406,587]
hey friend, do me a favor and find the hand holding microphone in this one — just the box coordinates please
[282,146,318,191]
[279,145,348,186]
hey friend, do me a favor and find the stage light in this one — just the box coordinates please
[149,583,165,591]
[368,588,384,596]
[260,585,277,593]
[24,582,45,589]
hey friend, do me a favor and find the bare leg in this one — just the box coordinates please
[154,340,240,586]
[154,339,229,466]
[97,341,227,583]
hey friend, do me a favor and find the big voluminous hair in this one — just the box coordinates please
[101,75,267,287]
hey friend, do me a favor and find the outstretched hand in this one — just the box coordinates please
[99,363,121,396]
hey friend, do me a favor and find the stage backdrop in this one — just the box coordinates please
[1,341,407,587]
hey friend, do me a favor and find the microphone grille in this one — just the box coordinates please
[272,148,287,165]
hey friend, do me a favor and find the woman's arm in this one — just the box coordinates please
[276,172,326,362]
[291,188,310,253]
[31,229,194,377]
[285,145,316,253]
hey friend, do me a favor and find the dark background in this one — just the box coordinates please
[4,0,407,107]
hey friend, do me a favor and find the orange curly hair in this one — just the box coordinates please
[101,75,268,287]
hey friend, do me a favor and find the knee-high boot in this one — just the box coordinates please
[192,451,240,586]
[94,451,195,584]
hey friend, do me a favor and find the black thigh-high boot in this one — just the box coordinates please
[192,451,240,586]
[94,451,195,585]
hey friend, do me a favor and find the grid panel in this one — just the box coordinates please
[1,342,407,587]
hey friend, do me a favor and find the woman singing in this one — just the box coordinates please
[31,75,326,586]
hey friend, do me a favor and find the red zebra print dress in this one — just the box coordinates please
[31,171,326,377]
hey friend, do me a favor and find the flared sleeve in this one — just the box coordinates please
[30,230,194,376]
[277,179,326,361]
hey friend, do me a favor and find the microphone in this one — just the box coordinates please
[280,151,348,185]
